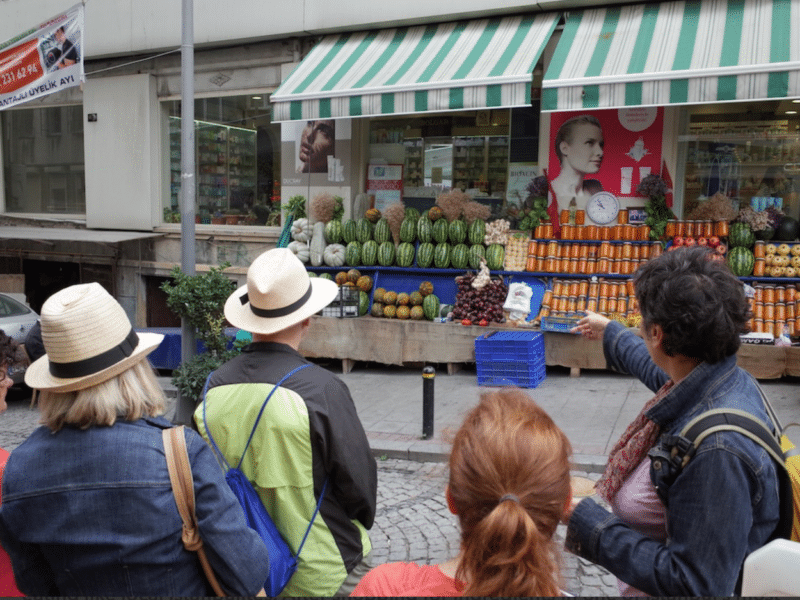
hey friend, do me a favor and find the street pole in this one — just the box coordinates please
[175,0,196,425]
[422,366,435,439]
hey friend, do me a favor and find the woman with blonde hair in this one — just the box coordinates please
[0,283,269,596]
[352,388,572,597]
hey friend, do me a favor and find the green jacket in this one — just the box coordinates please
[195,342,377,597]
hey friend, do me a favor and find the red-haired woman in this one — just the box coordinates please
[351,389,573,597]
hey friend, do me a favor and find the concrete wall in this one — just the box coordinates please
[0,0,639,59]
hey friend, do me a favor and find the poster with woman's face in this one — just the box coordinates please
[548,107,663,213]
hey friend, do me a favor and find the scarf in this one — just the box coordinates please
[595,380,675,503]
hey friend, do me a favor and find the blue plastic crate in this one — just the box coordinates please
[474,331,546,388]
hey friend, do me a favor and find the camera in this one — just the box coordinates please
[44,47,62,69]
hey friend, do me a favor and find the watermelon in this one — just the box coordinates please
[399,218,417,243]
[318,272,334,281]
[727,246,755,276]
[486,244,505,270]
[324,220,343,244]
[417,217,433,243]
[356,218,373,243]
[467,219,486,245]
[378,241,396,266]
[448,219,467,244]
[373,218,391,244]
[361,240,378,266]
[345,241,362,266]
[729,222,755,248]
[434,243,451,269]
[416,242,435,268]
[405,207,420,221]
[342,219,358,244]
[358,291,370,316]
[450,243,470,270]
[776,216,799,241]
[422,294,441,321]
[433,219,449,244]
[396,242,415,267]
[469,244,486,269]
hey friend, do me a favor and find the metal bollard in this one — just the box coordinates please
[422,365,435,439]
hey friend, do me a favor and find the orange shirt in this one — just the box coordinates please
[351,562,465,597]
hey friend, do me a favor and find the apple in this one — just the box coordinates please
[673,236,685,247]
[715,243,727,255]
[710,253,725,262]
[697,237,708,246]
[708,235,720,248]
[684,237,697,247]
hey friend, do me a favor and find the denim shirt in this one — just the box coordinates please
[0,416,269,596]
[566,321,781,596]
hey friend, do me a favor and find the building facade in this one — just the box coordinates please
[0,0,797,324]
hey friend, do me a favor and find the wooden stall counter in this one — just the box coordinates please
[301,316,800,379]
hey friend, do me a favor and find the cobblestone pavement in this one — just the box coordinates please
[371,458,619,597]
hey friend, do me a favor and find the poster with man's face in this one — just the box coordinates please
[548,107,663,213]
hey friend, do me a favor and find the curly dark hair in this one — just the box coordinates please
[633,246,750,363]
[0,330,20,370]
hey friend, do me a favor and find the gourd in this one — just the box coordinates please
[309,221,326,266]
[323,243,346,267]
[287,240,310,263]
[291,218,311,242]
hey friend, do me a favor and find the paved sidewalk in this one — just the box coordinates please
[163,360,800,472]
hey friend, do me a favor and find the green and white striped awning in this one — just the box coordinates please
[542,0,800,112]
[271,14,559,122]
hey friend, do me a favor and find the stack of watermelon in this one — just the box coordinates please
[726,222,755,276]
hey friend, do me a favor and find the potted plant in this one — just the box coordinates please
[211,209,225,225]
[637,174,675,241]
[163,206,181,223]
[160,263,239,403]
[224,208,241,225]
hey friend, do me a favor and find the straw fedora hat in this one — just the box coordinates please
[25,283,164,393]
[224,248,338,335]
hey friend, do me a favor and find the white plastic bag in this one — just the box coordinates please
[503,282,533,322]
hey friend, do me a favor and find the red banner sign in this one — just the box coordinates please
[0,3,84,110]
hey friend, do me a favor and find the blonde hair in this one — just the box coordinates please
[36,359,166,431]
[450,389,572,597]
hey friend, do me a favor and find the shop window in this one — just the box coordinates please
[2,105,85,214]
[164,94,281,226]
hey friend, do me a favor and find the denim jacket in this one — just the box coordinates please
[566,321,781,596]
[0,416,269,596]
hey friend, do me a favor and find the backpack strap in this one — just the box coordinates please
[296,477,329,559]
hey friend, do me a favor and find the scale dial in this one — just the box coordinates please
[586,191,620,225]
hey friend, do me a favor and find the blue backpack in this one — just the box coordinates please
[201,364,328,597]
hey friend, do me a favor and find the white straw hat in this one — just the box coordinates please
[25,283,164,393]
[224,248,338,335]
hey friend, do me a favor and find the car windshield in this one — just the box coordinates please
[0,295,31,317]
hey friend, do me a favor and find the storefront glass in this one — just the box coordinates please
[1,105,85,214]
[679,100,800,223]
[368,110,513,214]
[164,94,282,225]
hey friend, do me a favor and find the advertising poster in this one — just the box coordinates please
[0,3,84,110]
[281,119,351,188]
[366,165,403,212]
[547,107,663,215]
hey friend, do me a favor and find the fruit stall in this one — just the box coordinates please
[291,192,800,380]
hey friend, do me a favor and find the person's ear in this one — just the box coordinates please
[445,485,458,515]
[559,139,570,158]
[650,323,664,348]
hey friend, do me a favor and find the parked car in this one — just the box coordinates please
[0,293,39,385]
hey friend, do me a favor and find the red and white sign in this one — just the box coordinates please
[366,164,403,212]
[0,3,84,110]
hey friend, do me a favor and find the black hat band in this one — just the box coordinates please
[240,283,312,318]
[49,328,140,379]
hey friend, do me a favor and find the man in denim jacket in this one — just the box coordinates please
[567,247,781,596]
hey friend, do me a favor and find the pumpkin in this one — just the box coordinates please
[323,243,346,267]
[309,221,326,266]
[287,240,310,263]
[291,218,312,242]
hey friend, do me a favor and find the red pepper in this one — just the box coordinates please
[461,319,472,326]
[479,319,489,327]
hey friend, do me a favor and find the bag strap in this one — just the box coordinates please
[163,426,227,597]
[201,363,312,471]
[296,477,329,559]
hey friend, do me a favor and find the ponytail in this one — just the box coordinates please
[449,389,571,597]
